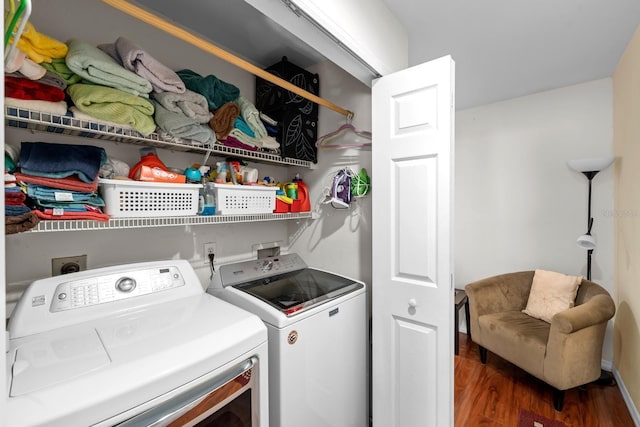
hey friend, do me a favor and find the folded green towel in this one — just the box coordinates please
[67,83,156,135]
[66,39,152,97]
[153,101,215,145]
[41,58,82,85]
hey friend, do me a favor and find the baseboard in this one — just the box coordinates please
[613,365,640,426]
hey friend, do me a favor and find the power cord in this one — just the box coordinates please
[208,252,215,279]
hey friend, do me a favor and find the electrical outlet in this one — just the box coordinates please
[52,255,87,276]
[204,242,217,262]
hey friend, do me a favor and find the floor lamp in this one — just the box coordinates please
[568,155,615,385]
[567,156,615,280]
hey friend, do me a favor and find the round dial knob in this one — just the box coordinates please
[116,277,136,293]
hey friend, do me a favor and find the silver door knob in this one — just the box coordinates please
[408,298,418,308]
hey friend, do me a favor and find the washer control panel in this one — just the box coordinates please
[50,266,185,312]
[219,253,307,287]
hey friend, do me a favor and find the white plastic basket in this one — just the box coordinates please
[99,179,201,218]
[213,183,277,215]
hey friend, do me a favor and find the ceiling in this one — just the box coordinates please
[383,0,640,109]
[134,0,640,110]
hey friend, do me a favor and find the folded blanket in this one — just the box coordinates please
[41,58,83,85]
[98,37,185,94]
[5,98,68,116]
[66,39,153,97]
[236,96,268,138]
[26,184,105,205]
[5,187,26,204]
[153,101,215,145]
[152,89,211,123]
[210,101,240,140]
[67,84,156,135]
[5,76,65,102]
[15,172,99,192]
[34,209,110,222]
[177,69,239,110]
[5,211,40,234]
[19,141,106,184]
[11,21,68,63]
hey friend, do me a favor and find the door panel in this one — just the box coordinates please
[372,56,455,427]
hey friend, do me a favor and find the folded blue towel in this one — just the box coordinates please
[26,184,105,205]
[19,142,106,183]
[6,205,31,216]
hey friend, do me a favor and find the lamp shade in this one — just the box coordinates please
[567,156,615,173]
[576,233,596,250]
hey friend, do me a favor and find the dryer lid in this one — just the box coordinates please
[234,268,363,316]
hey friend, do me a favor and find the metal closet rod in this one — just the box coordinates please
[100,0,355,120]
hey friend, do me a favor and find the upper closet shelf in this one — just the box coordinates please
[24,211,313,233]
[4,106,313,168]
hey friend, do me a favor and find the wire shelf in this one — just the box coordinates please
[5,105,312,168]
[28,212,313,233]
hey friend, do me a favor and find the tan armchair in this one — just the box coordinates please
[465,271,615,411]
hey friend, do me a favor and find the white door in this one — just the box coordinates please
[371,56,455,427]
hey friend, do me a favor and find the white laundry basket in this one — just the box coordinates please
[99,179,201,218]
[213,183,277,215]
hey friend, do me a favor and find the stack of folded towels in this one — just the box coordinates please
[15,141,110,221]
[4,173,40,234]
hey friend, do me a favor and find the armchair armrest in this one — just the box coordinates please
[551,294,615,334]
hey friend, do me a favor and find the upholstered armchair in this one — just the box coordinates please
[465,271,616,411]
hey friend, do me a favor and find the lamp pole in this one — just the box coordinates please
[582,171,598,281]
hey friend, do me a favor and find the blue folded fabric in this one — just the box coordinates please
[6,205,31,216]
[25,184,105,206]
[19,142,106,183]
[176,69,240,110]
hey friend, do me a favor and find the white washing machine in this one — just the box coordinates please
[207,253,367,427]
[6,260,268,427]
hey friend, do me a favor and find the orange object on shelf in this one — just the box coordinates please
[136,165,186,183]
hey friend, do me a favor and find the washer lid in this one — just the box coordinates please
[234,268,363,316]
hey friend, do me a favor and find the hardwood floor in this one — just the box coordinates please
[455,333,635,427]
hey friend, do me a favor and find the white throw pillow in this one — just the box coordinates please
[522,269,583,323]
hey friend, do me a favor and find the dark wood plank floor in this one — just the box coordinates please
[455,333,635,427]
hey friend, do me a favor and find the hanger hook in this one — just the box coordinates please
[346,110,355,123]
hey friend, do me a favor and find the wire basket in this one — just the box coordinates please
[213,183,277,215]
[99,179,201,218]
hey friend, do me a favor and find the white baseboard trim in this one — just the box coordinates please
[613,365,640,427]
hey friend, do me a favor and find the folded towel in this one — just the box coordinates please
[15,172,99,193]
[209,101,240,140]
[152,89,212,123]
[153,101,215,145]
[177,69,240,110]
[67,84,156,135]
[26,184,105,205]
[5,211,40,234]
[19,141,106,184]
[233,116,255,138]
[4,47,46,79]
[34,209,110,222]
[11,21,68,63]
[5,98,69,116]
[5,204,31,216]
[98,37,185,94]
[41,58,82,85]
[70,106,134,131]
[237,96,268,138]
[5,76,65,102]
[221,136,259,152]
[66,39,153,97]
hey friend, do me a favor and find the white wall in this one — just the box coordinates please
[455,78,615,362]
[287,60,372,286]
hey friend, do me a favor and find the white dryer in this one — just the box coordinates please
[6,260,268,427]
[208,253,368,427]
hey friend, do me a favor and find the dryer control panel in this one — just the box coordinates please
[50,266,185,312]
